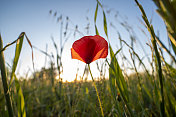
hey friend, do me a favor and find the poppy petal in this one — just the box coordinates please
[71,48,85,63]
[91,35,108,61]
[71,35,108,64]
[92,47,108,62]
[71,36,96,64]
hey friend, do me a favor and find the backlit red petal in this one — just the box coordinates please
[71,48,85,63]
[71,35,108,64]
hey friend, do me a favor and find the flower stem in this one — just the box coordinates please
[88,64,104,117]
[0,35,14,117]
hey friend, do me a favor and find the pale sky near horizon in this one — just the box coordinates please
[0,0,169,82]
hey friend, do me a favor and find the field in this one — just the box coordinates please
[0,0,176,117]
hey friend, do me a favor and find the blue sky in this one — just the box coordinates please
[0,0,168,81]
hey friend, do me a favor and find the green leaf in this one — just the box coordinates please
[96,0,108,38]
[9,32,25,86]
[135,0,165,116]
[103,11,108,37]
[95,25,99,35]
[94,3,98,23]
[0,33,14,117]
[109,48,121,98]
[108,47,122,93]
[94,3,99,35]
[109,45,128,101]
[96,0,103,8]
[165,61,176,79]
[168,33,176,55]
[109,45,134,116]
[14,75,26,117]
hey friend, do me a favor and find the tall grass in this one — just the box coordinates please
[0,34,14,117]
[0,0,176,117]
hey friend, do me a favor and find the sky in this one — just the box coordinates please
[0,0,168,82]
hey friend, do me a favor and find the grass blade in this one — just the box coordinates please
[103,11,108,38]
[0,34,14,117]
[155,36,176,63]
[94,3,99,35]
[24,34,35,72]
[96,0,108,38]
[135,0,165,116]
[153,0,176,55]
[14,75,26,117]
[9,32,25,86]
[109,45,134,117]
[94,3,98,23]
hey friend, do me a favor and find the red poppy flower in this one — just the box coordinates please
[71,35,108,64]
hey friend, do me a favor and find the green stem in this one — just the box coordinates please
[0,35,14,117]
[88,64,104,117]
